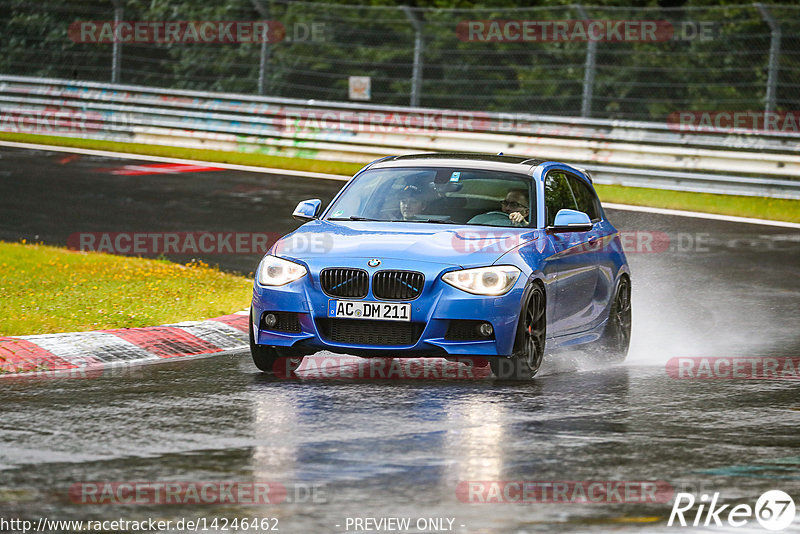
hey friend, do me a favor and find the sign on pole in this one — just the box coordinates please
[348,76,371,101]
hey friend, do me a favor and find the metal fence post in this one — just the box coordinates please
[402,6,424,108]
[575,5,596,118]
[251,0,271,95]
[111,0,123,83]
[755,3,781,115]
[258,39,270,96]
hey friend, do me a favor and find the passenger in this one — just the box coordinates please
[468,188,529,227]
[398,185,428,221]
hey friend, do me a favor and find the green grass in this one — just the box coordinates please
[2,132,798,223]
[0,242,252,336]
[594,184,799,223]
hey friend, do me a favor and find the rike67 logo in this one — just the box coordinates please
[668,490,796,531]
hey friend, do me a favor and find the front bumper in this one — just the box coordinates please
[251,258,526,358]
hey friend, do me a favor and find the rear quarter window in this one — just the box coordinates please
[566,174,601,222]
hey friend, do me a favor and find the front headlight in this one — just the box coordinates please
[442,265,521,296]
[257,255,307,286]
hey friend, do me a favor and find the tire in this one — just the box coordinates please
[272,351,305,377]
[491,284,546,380]
[249,313,306,375]
[595,276,632,362]
[249,310,280,372]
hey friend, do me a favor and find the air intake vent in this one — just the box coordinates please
[372,270,424,300]
[317,319,424,346]
[320,268,369,298]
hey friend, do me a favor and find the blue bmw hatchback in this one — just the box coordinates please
[250,153,631,379]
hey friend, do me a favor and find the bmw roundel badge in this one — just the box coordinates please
[368,259,381,267]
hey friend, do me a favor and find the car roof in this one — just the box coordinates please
[368,153,546,174]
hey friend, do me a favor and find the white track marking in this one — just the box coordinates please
[3,320,248,378]
[21,331,156,365]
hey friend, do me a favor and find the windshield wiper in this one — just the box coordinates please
[328,216,382,221]
[388,218,458,224]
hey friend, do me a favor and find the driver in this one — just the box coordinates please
[398,185,428,220]
[468,189,530,227]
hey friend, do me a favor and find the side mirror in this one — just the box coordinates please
[548,209,593,233]
[292,199,322,221]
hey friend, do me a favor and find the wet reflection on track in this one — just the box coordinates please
[1,146,799,532]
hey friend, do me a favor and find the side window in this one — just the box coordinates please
[544,172,578,226]
[566,175,600,222]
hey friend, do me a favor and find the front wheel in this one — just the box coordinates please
[595,276,632,362]
[491,285,546,380]
[249,310,305,375]
[250,310,280,372]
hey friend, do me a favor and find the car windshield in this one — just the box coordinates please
[325,167,534,227]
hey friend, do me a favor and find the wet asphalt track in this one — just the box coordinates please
[1,146,799,533]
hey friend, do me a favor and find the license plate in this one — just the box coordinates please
[328,300,411,322]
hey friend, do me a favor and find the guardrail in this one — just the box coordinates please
[1,75,799,199]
